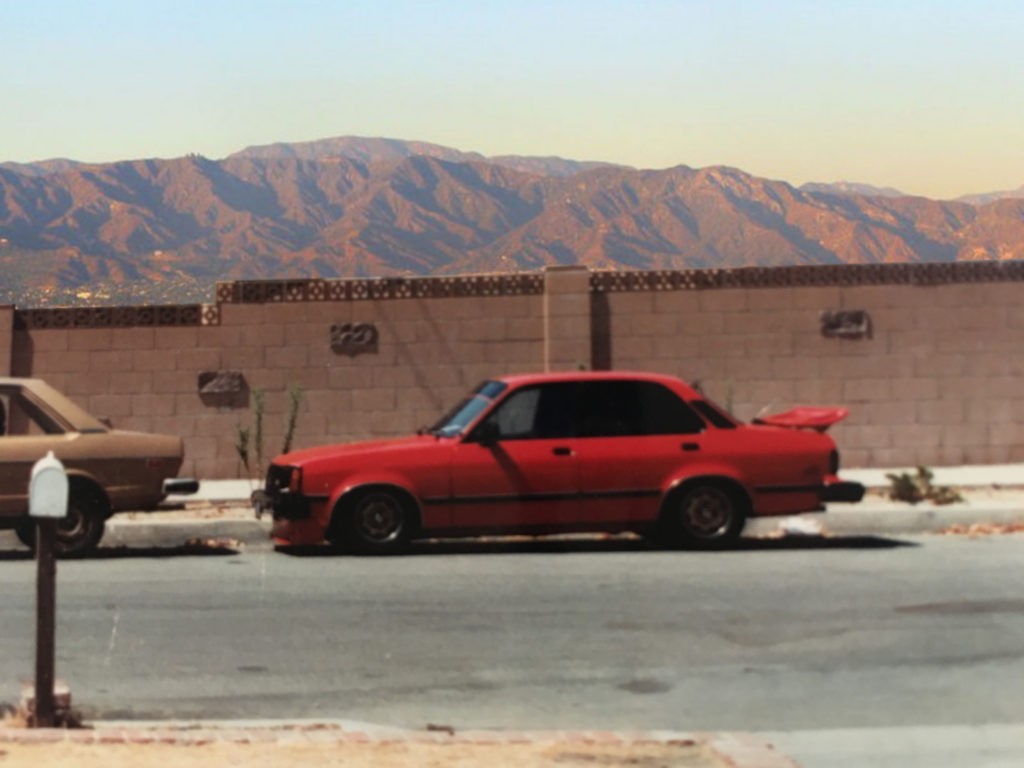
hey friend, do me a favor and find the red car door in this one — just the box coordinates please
[447,383,582,532]
[573,380,710,524]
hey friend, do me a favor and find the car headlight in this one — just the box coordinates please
[267,464,303,494]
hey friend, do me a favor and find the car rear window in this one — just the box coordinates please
[691,399,739,429]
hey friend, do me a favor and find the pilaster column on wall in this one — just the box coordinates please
[543,266,592,372]
[0,305,13,376]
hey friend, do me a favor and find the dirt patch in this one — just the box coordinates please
[937,522,1024,536]
[0,740,719,768]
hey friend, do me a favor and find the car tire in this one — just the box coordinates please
[18,485,107,557]
[337,490,412,555]
[659,483,746,550]
[14,522,34,550]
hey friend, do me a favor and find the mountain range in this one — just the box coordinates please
[1,136,1023,306]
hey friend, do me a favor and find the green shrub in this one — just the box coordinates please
[886,466,964,505]
[235,385,303,481]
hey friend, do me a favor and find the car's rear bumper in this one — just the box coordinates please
[163,478,199,495]
[822,480,866,503]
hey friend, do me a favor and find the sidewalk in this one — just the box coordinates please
[0,721,798,768]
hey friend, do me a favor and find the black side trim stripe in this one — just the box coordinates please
[422,489,661,506]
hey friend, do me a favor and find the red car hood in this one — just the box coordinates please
[276,434,439,466]
[752,406,849,432]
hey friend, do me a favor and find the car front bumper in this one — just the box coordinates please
[251,489,312,520]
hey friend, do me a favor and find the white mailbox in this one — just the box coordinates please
[29,451,68,519]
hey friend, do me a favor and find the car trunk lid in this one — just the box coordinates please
[752,406,849,432]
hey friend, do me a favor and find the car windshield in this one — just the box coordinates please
[427,380,508,437]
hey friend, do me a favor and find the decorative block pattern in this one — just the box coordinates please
[218,274,546,304]
[590,261,1024,293]
[14,263,1024,331]
[14,305,209,330]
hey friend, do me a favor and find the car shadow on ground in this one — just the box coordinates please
[275,534,917,557]
[0,542,242,561]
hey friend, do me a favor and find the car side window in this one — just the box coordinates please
[482,383,577,441]
[0,391,66,436]
[636,382,706,434]
[578,382,642,437]
[578,381,705,437]
[490,387,541,439]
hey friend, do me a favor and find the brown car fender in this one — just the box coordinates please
[60,471,113,519]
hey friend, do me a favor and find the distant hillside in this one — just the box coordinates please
[228,135,613,177]
[1,136,1023,306]
[799,181,908,198]
[0,158,84,177]
[956,184,1024,206]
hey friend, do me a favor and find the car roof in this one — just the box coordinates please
[492,370,702,397]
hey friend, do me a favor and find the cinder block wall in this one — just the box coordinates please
[8,264,1024,478]
[11,277,548,478]
[599,277,1024,468]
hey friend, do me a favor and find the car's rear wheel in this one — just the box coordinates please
[15,484,108,557]
[334,489,412,554]
[658,483,747,549]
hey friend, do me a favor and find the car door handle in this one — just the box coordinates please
[681,442,700,452]
[552,447,573,456]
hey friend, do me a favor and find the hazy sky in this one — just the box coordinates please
[3,0,1021,198]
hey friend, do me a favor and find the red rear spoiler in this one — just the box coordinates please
[752,406,849,433]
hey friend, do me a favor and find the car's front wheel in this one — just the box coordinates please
[332,489,413,554]
[15,484,108,557]
[658,483,747,549]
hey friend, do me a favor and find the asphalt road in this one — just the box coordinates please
[1,534,1023,733]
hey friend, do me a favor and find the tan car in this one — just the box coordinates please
[0,377,197,555]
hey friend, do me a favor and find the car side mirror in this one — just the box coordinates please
[474,421,501,447]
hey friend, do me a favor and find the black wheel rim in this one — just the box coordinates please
[681,487,733,538]
[55,502,88,543]
[355,494,404,544]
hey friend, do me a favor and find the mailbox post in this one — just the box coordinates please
[28,451,68,728]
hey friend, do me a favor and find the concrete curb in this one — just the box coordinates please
[817,503,1024,534]
[104,517,272,549]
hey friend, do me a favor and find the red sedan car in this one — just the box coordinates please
[257,371,863,552]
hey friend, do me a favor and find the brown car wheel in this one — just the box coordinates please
[18,487,107,557]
